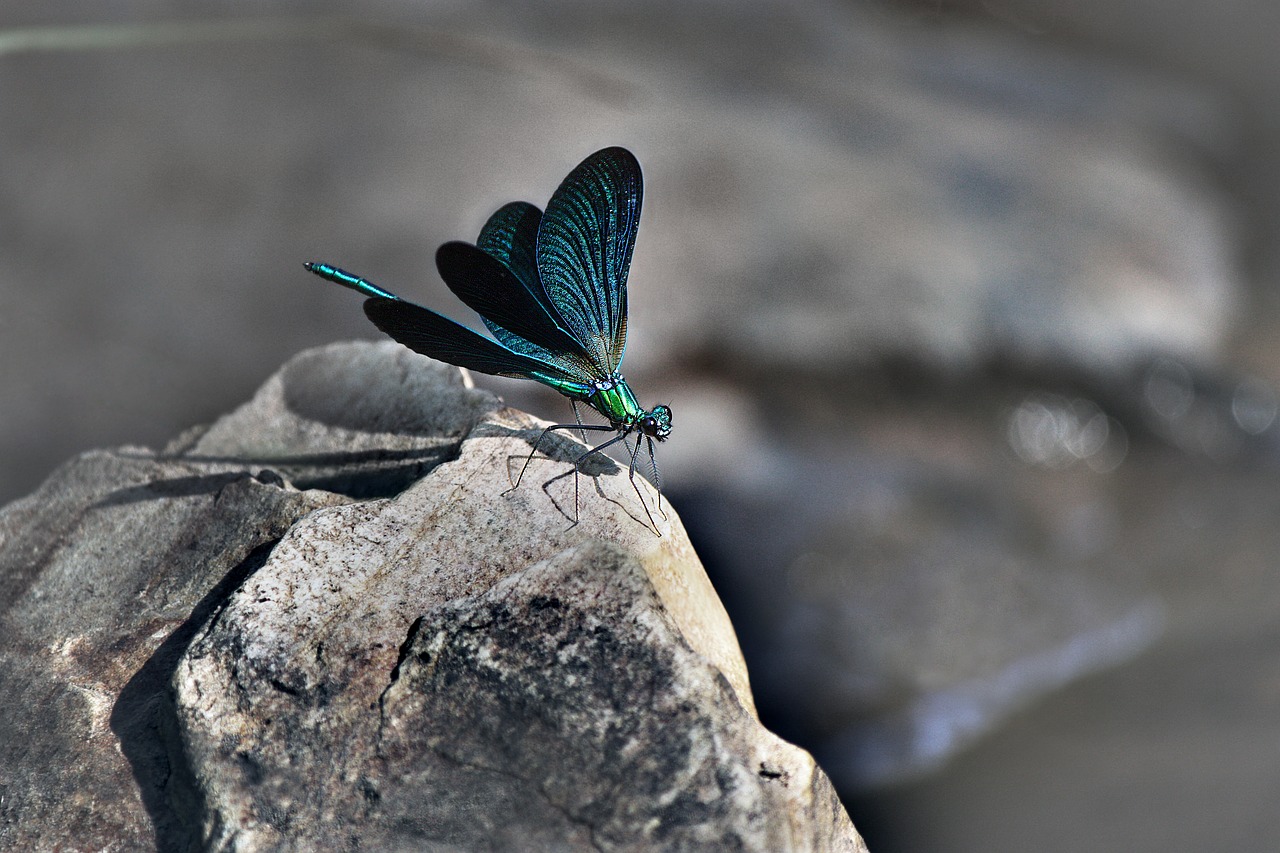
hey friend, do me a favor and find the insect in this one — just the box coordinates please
[305,146,671,528]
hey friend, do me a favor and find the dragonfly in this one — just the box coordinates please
[305,146,672,528]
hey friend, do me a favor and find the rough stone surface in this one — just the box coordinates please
[0,451,344,850]
[181,539,855,851]
[0,341,864,852]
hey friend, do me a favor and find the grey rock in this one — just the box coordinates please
[816,387,1280,850]
[179,340,506,499]
[180,538,858,851]
[0,341,864,852]
[670,379,1165,789]
[0,450,345,849]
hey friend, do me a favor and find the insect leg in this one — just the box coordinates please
[619,432,660,533]
[646,435,668,521]
[504,422,615,495]
[569,400,589,443]
[555,430,628,525]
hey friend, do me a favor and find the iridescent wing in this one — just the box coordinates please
[476,201,543,301]
[362,297,593,396]
[535,147,642,375]
[435,241,602,380]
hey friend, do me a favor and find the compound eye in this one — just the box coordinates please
[643,406,673,439]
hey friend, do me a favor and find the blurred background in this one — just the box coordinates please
[3,1,1279,849]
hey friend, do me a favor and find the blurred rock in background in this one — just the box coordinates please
[4,1,1280,851]
[0,0,1240,504]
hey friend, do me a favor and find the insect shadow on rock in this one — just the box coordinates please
[502,426,656,531]
[306,147,672,532]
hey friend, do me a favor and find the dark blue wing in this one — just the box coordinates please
[362,297,593,395]
[435,242,603,381]
[536,147,641,375]
[476,201,544,301]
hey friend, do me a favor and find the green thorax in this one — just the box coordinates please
[583,374,645,428]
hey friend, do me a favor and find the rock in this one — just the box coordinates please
[0,341,865,852]
[181,538,856,851]
[0,451,345,850]
[849,415,1280,851]
[668,374,1166,789]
